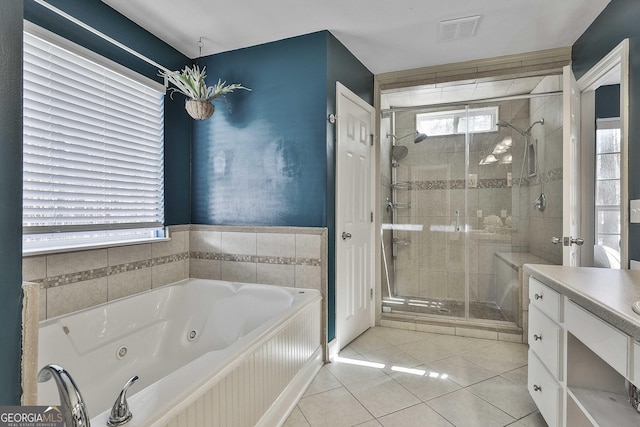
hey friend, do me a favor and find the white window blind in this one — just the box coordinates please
[23,28,165,251]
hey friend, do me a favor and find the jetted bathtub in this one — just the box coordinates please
[37,278,323,426]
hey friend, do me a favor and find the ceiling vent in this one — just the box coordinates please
[438,15,481,42]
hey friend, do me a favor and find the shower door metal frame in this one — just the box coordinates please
[386,105,472,320]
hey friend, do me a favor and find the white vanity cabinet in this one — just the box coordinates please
[528,276,640,427]
[635,341,640,386]
[528,278,563,427]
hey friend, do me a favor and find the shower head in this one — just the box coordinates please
[414,132,428,143]
[497,119,545,136]
[525,118,545,133]
[496,120,527,136]
[388,130,428,144]
[391,145,408,160]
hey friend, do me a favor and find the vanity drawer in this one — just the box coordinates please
[529,277,561,322]
[529,305,562,380]
[528,350,562,427]
[565,299,628,377]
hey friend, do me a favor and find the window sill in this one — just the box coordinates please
[22,236,171,257]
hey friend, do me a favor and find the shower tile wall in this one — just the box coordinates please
[24,225,327,321]
[391,100,532,310]
[529,77,563,264]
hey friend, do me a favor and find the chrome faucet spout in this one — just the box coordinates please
[38,364,91,427]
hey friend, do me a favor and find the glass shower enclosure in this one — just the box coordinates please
[381,87,563,328]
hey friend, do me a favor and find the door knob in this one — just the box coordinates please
[341,232,352,240]
[551,237,561,245]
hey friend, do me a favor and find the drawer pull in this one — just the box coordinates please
[534,293,543,300]
[533,384,542,392]
[533,334,542,341]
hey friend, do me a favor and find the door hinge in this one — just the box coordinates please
[370,134,374,146]
[370,211,374,223]
[370,288,373,300]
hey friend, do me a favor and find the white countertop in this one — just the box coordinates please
[523,264,640,340]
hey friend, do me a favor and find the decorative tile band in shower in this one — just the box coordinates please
[529,167,563,186]
[407,178,507,190]
[396,167,562,190]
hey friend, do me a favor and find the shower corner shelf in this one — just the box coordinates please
[390,202,411,210]
[392,238,411,246]
[391,181,411,190]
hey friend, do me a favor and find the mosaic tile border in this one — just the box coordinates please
[37,252,189,289]
[529,167,563,186]
[190,251,322,266]
[393,167,562,190]
[36,251,322,289]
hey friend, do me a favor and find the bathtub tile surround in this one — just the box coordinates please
[25,225,327,324]
[189,225,325,291]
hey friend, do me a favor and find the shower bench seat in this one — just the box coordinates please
[494,251,552,333]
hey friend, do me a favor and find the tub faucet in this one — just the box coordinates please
[38,364,90,427]
[107,375,139,427]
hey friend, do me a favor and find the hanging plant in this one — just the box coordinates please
[159,65,250,120]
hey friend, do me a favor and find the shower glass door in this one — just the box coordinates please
[389,103,471,318]
[384,98,540,325]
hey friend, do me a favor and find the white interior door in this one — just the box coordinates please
[563,65,582,266]
[335,82,375,350]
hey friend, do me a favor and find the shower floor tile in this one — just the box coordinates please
[285,326,547,427]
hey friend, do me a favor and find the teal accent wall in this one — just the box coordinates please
[595,85,621,119]
[191,31,373,341]
[23,0,192,225]
[572,0,640,264]
[0,0,24,405]
[192,32,328,226]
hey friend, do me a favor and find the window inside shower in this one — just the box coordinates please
[416,106,499,136]
[380,78,564,328]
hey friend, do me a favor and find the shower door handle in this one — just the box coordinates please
[341,232,352,240]
[552,236,584,246]
[567,237,584,246]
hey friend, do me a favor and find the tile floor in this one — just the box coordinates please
[284,326,547,427]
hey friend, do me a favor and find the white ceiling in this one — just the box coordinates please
[102,0,610,75]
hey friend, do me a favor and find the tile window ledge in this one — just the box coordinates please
[22,236,172,258]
